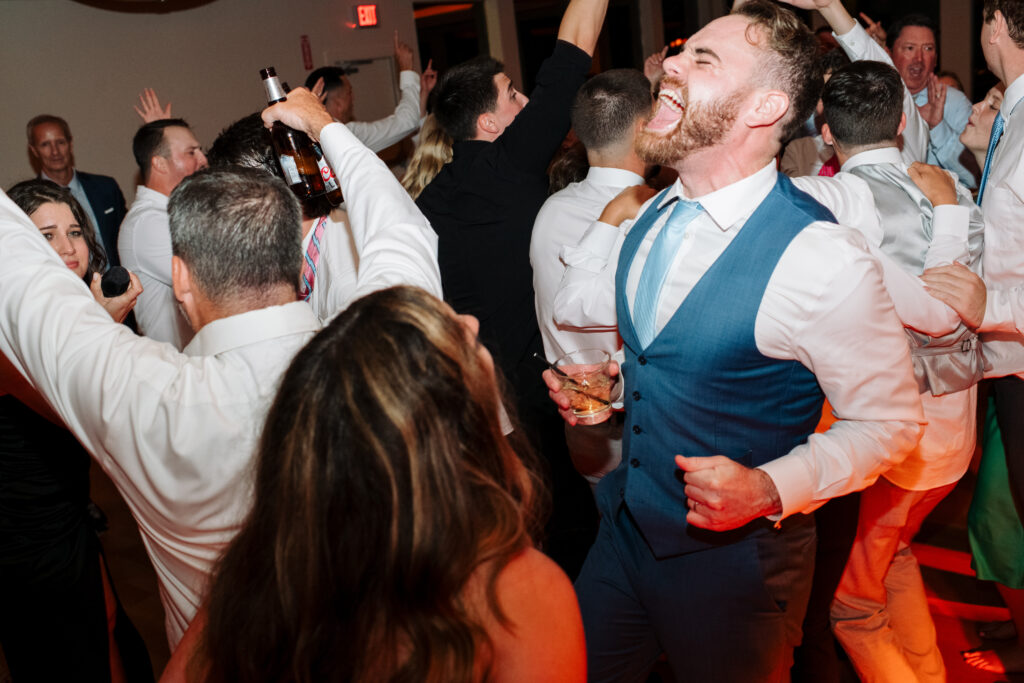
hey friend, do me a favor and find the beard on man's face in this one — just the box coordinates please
[636,78,744,167]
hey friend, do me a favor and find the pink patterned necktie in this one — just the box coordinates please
[299,215,328,301]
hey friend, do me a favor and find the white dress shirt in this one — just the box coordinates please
[979,74,1024,380]
[531,165,644,362]
[834,23,929,166]
[555,161,924,517]
[117,186,193,350]
[345,70,421,153]
[0,121,441,647]
[840,146,980,490]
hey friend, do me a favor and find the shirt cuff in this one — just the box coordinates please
[925,204,970,268]
[982,288,1024,334]
[757,454,814,520]
[399,70,420,89]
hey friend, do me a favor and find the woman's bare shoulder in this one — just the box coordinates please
[484,548,586,683]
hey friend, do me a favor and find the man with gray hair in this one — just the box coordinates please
[530,68,652,487]
[0,88,441,648]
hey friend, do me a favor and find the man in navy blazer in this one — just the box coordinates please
[27,115,126,267]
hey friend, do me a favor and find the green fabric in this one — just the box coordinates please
[969,396,1024,588]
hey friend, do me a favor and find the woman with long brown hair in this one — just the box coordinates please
[166,286,584,682]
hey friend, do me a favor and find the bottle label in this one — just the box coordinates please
[319,160,340,191]
[312,141,341,192]
[278,154,301,184]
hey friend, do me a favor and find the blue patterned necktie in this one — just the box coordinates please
[977,111,1005,206]
[633,198,704,348]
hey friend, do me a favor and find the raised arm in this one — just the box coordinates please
[557,0,610,56]
[262,88,442,305]
[780,0,929,164]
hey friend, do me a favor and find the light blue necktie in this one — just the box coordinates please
[977,111,1005,206]
[633,198,704,348]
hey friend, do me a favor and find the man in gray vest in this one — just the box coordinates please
[820,60,985,683]
[545,2,925,679]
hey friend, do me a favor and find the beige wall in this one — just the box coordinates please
[0,0,419,200]
[940,0,975,96]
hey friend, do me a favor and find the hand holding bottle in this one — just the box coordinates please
[261,85,334,142]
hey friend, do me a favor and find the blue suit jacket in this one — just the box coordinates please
[78,171,126,268]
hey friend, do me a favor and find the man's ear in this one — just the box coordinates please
[821,122,835,147]
[172,255,190,302]
[747,90,789,129]
[477,111,500,137]
[151,155,168,178]
[896,112,907,137]
[993,10,1008,45]
[172,255,201,332]
[27,144,39,160]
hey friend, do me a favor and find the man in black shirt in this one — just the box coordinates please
[416,0,608,578]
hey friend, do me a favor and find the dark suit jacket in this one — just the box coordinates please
[77,171,127,268]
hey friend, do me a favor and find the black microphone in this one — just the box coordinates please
[100,266,131,298]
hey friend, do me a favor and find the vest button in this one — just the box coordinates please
[632,425,642,434]
[630,458,640,468]
[632,391,641,401]
[619,487,625,498]
[638,356,647,365]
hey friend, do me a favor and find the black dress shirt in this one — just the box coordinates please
[417,40,592,397]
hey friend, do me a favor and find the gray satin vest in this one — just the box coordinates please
[849,162,984,396]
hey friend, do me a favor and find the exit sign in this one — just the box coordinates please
[355,4,378,27]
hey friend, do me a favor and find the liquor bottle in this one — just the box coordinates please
[260,66,326,200]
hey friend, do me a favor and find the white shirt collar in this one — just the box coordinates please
[134,185,169,207]
[840,146,904,173]
[658,160,778,232]
[1003,73,1024,119]
[40,168,77,187]
[584,166,645,188]
[183,301,321,357]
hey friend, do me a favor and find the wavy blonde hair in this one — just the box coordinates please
[401,115,453,199]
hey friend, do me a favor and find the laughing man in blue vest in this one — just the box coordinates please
[544,1,925,680]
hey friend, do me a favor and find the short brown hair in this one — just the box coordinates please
[26,115,72,143]
[733,0,822,144]
[985,0,1024,49]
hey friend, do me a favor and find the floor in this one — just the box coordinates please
[2,465,1022,681]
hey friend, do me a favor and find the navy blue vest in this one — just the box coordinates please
[607,174,835,558]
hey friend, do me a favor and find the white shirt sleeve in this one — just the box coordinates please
[754,225,925,517]
[834,23,929,165]
[318,122,442,304]
[552,220,624,329]
[794,173,965,335]
[865,241,962,336]
[982,286,1024,335]
[793,173,884,245]
[925,204,970,268]
[344,70,422,153]
[0,190,190,462]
